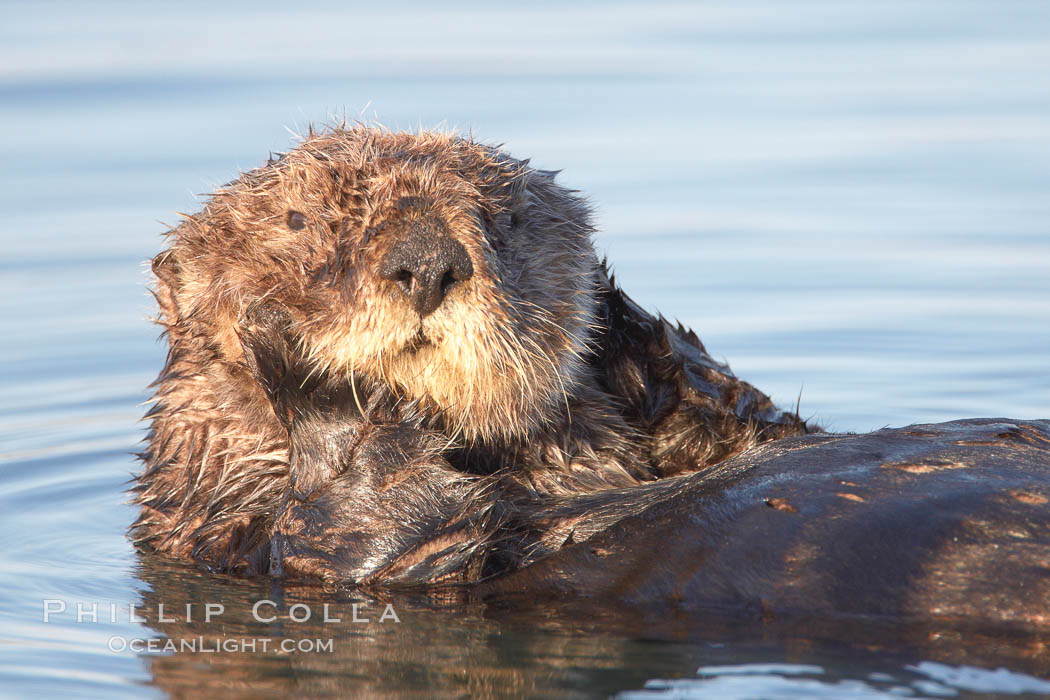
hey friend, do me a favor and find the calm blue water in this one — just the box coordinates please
[2,1,1049,697]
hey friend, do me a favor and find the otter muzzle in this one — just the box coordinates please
[379,224,474,316]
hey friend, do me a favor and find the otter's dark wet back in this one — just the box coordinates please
[2,2,1049,697]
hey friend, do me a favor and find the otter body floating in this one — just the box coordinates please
[485,418,1050,631]
[134,127,1050,631]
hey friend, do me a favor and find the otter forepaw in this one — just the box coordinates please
[237,303,302,422]
[270,429,494,584]
[238,303,359,428]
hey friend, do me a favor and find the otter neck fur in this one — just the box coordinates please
[444,266,809,490]
[133,126,812,577]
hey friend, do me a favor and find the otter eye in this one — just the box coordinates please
[287,211,308,230]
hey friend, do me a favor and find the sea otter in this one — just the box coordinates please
[134,128,1050,633]
[133,126,811,582]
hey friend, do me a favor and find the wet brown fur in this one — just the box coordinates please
[133,126,812,584]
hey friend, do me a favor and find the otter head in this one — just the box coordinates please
[156,128,599,444]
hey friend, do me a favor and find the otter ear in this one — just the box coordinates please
[150,249,182,322]
[521,166,594,238]
[151,249,180,286]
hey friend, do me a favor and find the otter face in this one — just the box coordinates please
[165,129,599,444]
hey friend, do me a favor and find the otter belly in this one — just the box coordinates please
[483,418,1050,631]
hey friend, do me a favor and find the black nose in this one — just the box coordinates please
[379,223,474,316]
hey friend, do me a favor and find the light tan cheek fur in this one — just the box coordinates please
[301,257,595,444]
